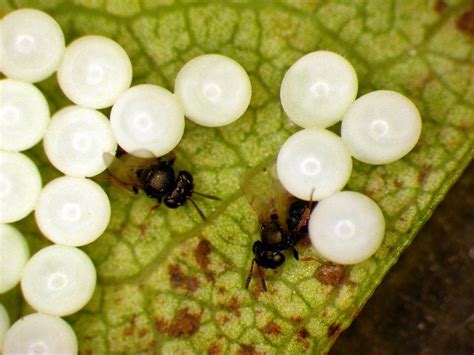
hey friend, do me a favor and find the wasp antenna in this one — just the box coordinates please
[192,191,221,201]
[188,197,207,221]
[257,265,267,292]
[245,259,256,289]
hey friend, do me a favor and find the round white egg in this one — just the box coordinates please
[0,224,30,293]
[0,304,9,351]
[0,9,65,83]
[35,176,110,247]
[3,313,78,355]
[341,90,422,164]
[174,54,252,127]
[0,79,50,152]
[0,152,42,223]
[21,245,96,316]
[44,106,117,177]
[57,35,132,109]
[110,84,185,157]
[277,129,353,201]
[309,191,385,264]
[280,51,358,128]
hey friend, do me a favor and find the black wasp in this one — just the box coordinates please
[243,167,316,291]
[103,152,220,220]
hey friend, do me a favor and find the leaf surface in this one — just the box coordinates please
[1,0,473,353]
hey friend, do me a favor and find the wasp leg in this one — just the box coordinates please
[192,191,221,201]
[245,259,256,289]
[292,247,299,260]
[257,265,267,292]
[188,197,207,221]
[140,203,161,235]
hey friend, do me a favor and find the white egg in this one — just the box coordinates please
[35,176,110,247]
[0,151,42,223]
[341,90,422,164]
[174,54,252,127]
[3,313,78,355]
[0,79,50,152]
[44,106,117,177]
[21,245,96,316]
[0,9,65,83]
[0,225,30,294]
[0,304,9,351]
[276,129,353,201]
[110,84,185,157]
[280,50,358,128]
[57,35,132,109]
[309,191,385,264]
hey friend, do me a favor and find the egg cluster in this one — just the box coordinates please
[278,51,422,265]
[0,7,422,352]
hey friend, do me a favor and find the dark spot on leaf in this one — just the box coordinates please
[217,286,226,294]
[417,164,433,184]
[263,321,281,335]
[315,263,346,287]
[328,323,341,337]
[457,6,474,36]
[194,239,212,269]
[394,179,403,188]
[227,296,241,316]
[155,307,201,337]
[434,0,446,13]
[208,342,221,355]
[296,328,310,349]
[122,317,136,337]
[168,263,200,293]
[292,316,303,324]
[237,344,256,355]
[138,328,148,337]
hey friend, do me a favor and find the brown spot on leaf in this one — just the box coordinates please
[227,296,241,316]
[208,342,221,355]
[457,6,474,36]
[238,344,256,355]
[296,328,310,349]
[417,164,432,184]
[155,307,201,337]
[168,263,200,293]
[122,317,136,337]
[217,286,226,294]
[393,179,403,188]
[292,316,304,324]
[138,328,148,338]
[194,239,212,269]
[434,0,446,13]
[328,323,341,337]
[315,263,346,287]
[263,321,281,335]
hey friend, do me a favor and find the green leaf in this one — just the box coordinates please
[1,0,473,353]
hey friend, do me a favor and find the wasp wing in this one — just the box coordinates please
[103,152,156,187]
[241,160,293,228]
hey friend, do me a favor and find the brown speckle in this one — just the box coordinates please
[208,342,221,355]
[417,164,432,184]
[138,328,148,337]
[434,0,446,13]
[155,307,201,337]
[227,296,241,316]
[217,286,226,294]
[237,344,256,355]
[296,328,310,349]
[194,239,212,269]
[168,264,200,293]
[315,263,346,287]
[292,316,303,324]
[263,321,281,335]
[393,179,403,188]
[328,323,341,337]
[457,6,474,36]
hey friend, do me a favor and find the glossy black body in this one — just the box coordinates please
[136,160,194,209]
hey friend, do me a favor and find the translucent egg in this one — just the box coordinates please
[35,176,111,247]
[21,245,96,316]
[0,224,30,293]
[0,79,50,152]
[0,9,65,83]
[0,151,42,223]
[280,51,358,128]
[174,54,252,127]
[308,191,385,264]
[110,84,185,157]
[0,304,9,351]
[57,35,132,109]
[276,129,353,201]
[44,106,117,177]
[3,313,77,355]
[341,90,422,164]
